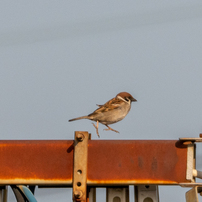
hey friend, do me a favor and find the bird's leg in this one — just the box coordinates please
[104,125,119,133]
[92,121,100,138]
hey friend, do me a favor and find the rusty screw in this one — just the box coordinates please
[200,133,202,138]
[74,190,83,199]
[76,133,85,142]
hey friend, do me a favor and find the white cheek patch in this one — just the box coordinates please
[117,96,130,104]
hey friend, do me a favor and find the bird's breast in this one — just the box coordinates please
[95,102,131,125]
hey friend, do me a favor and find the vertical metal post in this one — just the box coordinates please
[135,185,159,202]
[86,134,96,202]
[73,131,89,202]
[87,187,96,202]
[186,144,196,182]
[0,187,3,202]
[0,186,7,202]
[106,187,129,202]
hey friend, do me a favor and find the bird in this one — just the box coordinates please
[69,92,137,137]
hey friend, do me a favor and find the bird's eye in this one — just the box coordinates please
[125,97,129,101]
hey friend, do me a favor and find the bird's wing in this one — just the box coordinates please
[92,97,122,114]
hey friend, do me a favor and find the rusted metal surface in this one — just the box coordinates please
[0,140,74,185]
[73,132,89,202]
[0,139,189,185]
[87,140,189,185]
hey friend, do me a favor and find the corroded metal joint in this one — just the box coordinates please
[76,133,85,142]
[73,131,89,201]
[74,190,83,199]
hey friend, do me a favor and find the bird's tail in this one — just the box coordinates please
[68,115,89,122]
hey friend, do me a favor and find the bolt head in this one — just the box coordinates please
[76,133,84,141]
[74,190,83,199]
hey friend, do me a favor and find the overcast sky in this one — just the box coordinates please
[1,1,202,201]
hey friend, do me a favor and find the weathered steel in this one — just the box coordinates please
[87,140,189,185]
[73,132,89,202]
[0,140,74,185]
[0,139,189,185]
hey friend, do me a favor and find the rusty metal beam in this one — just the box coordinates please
[87,140,189,185]
[0,140,74,185]
[0,139,189,186]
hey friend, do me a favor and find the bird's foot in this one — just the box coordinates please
[104,125,119,133]
[92,122,100,138]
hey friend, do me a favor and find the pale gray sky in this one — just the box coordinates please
[1,1,202,201]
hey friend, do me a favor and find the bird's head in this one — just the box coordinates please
[116,92,137,103]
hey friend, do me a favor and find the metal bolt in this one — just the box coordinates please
[76,133,84,142]
[74,190,83,199]
[183,141,193,145]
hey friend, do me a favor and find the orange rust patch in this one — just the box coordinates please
[0,140,74,182]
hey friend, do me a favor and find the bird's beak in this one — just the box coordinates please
[131,97,137,102]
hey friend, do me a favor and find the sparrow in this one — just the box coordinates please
[69,92,137,137]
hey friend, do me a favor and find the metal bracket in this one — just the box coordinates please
[73,131,89,202]
[135,185,159,202]
[186,186,202,202]
[179,137,202,144]
[186,144,196,182]
[179,134,202,182]
[106,187,129,202]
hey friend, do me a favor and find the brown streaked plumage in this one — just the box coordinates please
[69,92,137,137]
